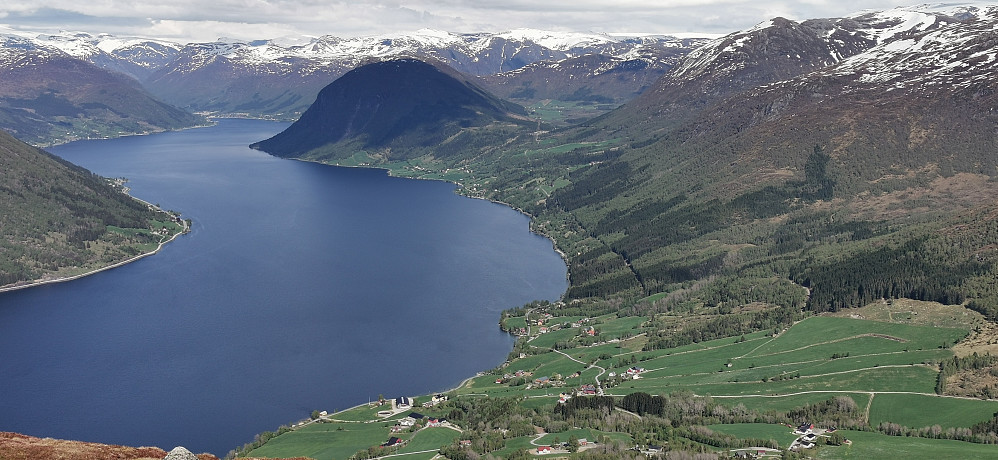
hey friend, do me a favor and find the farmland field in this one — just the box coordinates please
[243,312,996,459]
[816,430,998,459]
[868,393,998,429]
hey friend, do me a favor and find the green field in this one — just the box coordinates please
[245,422,389,460]
[869,393,998,429]
[401,427,461,452]
[707,423,800,448]
[817,430,998,459]
[241,314,997,459]
[712,393,871,414]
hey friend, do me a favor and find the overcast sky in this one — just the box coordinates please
[0,1,964,43]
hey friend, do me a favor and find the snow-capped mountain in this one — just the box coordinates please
[641,3,996,105]
[141,29,701,118]
[594,3,998,199]
[0,32,203,145]
[1,28,704,119]
[4,31,182,80]
[478,42,700,109]
[819,5,998,93]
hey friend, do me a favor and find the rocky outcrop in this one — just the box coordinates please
[164,446,199,460]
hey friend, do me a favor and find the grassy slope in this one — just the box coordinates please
[0,130,187,288]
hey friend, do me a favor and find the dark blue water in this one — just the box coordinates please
[0,119,566,456]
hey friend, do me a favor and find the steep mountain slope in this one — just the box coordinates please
[0,35,204,145]
[593,5,998,198]
[251,58,531,160]
[0,130,185,288]
[521,4,998,304]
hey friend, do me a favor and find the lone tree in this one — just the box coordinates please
[567,435,580,453]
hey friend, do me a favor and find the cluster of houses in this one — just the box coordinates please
[793,422,819,450]
[381,436,405,448]
[558,384,601,403]
[390,412,447,433]
[786,422,848,452]
[626,366,645,376]
[533,316,597,336]
[507,312,602,339]
[422,394,448,408]
[535,438,590,455]
[577,384,598,396]
[606,366,646,382]
[496,370,527,384]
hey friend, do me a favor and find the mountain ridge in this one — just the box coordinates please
[0,28,708,121]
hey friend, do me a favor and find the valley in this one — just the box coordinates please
[1,2,998,459]
[236,4,998,458]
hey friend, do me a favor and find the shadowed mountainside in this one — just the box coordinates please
[251,57,532,161]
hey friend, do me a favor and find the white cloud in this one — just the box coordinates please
[0,0,970,42]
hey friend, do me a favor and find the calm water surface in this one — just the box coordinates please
[0,119,567,455]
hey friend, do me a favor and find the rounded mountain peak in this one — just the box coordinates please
[252,57,524,158]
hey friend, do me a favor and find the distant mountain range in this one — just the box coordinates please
[0,34,206,146]
[0,29,706,125]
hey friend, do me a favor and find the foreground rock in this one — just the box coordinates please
[0,432,214,460]
[163,446,200,460]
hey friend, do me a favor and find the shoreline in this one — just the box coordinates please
[34,120,217,149]
[236,152,566,456]
[0,204,190,294]
[287,156,572,279]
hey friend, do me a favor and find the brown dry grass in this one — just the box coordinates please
[0,432,175,460]
[953,320,998,358]
[945,366,998,398]
[0,432,313,460]
[847,173,998,221]
[826,298,984,330]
